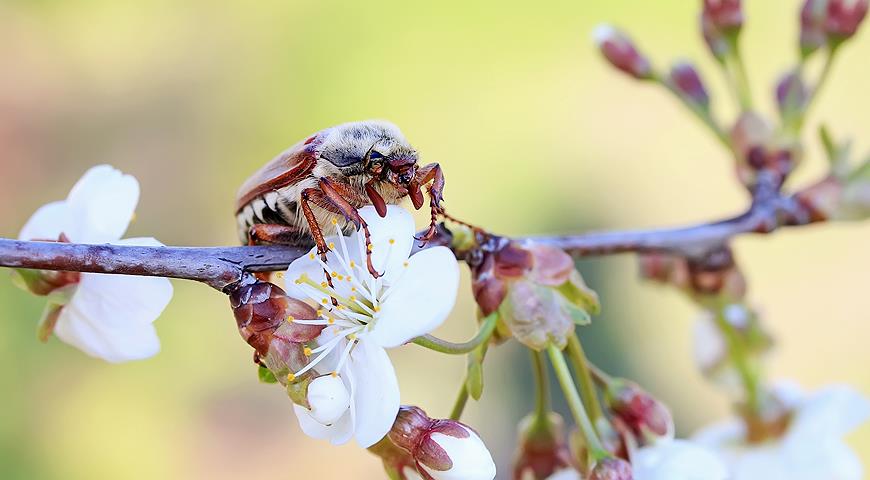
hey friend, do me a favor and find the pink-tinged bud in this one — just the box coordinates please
[369,436,421,480]
[775,70,808,117]
[702,0,744,32]
[701,10,730,61]
[669,61,710,109]
[513,413,574,480]
[605,380,674,441]
[593,24,653,80]
[588,457,633,480]
[528,245,574,287]
[801,0,829,55]
[229,281,322,355]
[389,406,497,480]
[638,252,690,290]
[826,0,868,39]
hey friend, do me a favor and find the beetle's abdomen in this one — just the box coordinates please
[236,190,306,244]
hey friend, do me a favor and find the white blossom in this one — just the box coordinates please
[633,439,728,480]
[18,165,172,363]
[287,205,459,448]
[693,382,870,480]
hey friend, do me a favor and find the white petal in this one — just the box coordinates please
[422,427,497,480]
[65,165,139,243]
[368,247,459,348]
[346,340,400,448]
[787,385,870,442]
[352,205,415,278]
[293,403,355,445]
[633,440,728,480]
[691,417,745,450]
[692,312,726,373]
[545,469,582,480]
[306,374,351,425]
[284,246,355,300]
[19,201,71,241]
[54,241,172,362]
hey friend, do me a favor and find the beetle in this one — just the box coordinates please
[235,120,444,276]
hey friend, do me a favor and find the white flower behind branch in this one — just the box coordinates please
[17,165,173,363]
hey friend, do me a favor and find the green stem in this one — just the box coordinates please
[412,312,498,354]
[566,334,604,427]
[793,45,839,134]
[449,384,469,421]
[654,75,731,150]
[530,350,551,429]
[547,344,609,461]
[727,36,753,110]
[712,305,761,414]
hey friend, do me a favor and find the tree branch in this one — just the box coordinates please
[0,185,814,292]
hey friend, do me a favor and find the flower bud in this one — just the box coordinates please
[513,413,574,480]
[368,436,421,480]
[588,457,632,480]
[501,280,576,350]
[730,112,801,188]
[702,0,744,33]
[801,0,830,56]
[797,164,870,221]
[389,406,497,480]
[701,12,730,62]
[775,70,808,119]
[305,374,351,425]
[638,252,690,290]
[605,380,674,441]
[826,0,868,40]
[669,61,710,110]
[229,280,322,355]
[593,24,653,80]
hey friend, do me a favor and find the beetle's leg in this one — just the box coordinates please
[247,223,307,281]
[413,162,445,243]
[316,178,381,278]
[299,187,343,298]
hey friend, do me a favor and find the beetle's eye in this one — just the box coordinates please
[369,151,384,160]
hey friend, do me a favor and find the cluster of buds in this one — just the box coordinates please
[377,406,496,480]
[228,280,324,405]
[801,0,869,56]
[638,246,746,308]
[464,231,600,351]
[730,112,802,189]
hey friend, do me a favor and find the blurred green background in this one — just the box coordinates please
[1,0,869,478]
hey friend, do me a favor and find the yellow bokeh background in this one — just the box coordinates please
[1,1,868,478]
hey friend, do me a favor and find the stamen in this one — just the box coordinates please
[303,347,312,356]
[333,336,359,375]
[287,373,296,382]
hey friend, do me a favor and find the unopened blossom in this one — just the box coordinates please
[470,239,599,350]
[693,383,870,480]
[632,439,728,480]
[604,379,674,442]
[17,165,172,363]
[285,206,459,448]
[801,0,868,54]
[669,61,710,110]
[514,413,574,480]
[702,0,744,32]
[826,0,869,39]
[593,24,653,80]
[389,406,497,480]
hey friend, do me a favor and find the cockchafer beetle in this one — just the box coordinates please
[235,120,444,277]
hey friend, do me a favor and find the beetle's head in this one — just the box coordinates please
[319,120,418,186]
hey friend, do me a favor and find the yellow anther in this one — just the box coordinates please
[331,271,339,277]
[321,298,329,304]
[349,260,356,268]
[347,334,357,340]
[373,306,381,312]
[331,217,338,225]
[330,371,338,378]
[351,287,357,292]
[317,309,325,316]
[389,238,395,245]
[328,242,335,249]
[275,272,284,279]
[403,261,409,268]
[309,253,316,260]
[328,318,335,325]
[349,296,357,302]
[320,281,328,288]
[346,276,353,282]
[303,347,312,356]
[287,373,296,382]
[287,315,295,322]
[367,244,374,251]
[336,274,344,280]
[337,304,345,310]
